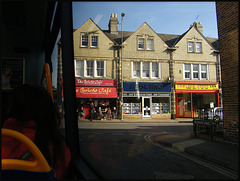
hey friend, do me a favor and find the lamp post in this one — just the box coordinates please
[121,12,125,120]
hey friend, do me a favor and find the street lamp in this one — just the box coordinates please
[121,12,125,120]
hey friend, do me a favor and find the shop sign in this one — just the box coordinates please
[76,78,117,87]
[175,83,218,90]
[76,87,117,98]
[123,82,171,92]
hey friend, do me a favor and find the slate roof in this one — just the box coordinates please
[61,25,219,50]
[102,30,218,50]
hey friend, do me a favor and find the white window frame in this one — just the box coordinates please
[196,42,202,53]
[192,64,199,79]
[75,60,106,78]
[138,38,144,50]
[132,62,161,79]
[95,61,105,77]
[142,62,150,78]
[184,64,191,79]
[200,64,207,80]
[151,62,159,78]
[147,39,153,50]
[188,41,194,52]
[74,60,84,77]
[81,35,88,47]
[91,36,98,48]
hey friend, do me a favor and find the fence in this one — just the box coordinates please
[193,108,223,141]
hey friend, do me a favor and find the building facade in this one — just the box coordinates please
[216,1,239,144]
[57,13,220,120]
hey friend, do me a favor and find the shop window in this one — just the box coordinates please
[152,97,170,114]
[123,97,141,114]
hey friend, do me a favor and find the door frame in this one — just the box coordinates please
[176,97,185,117]
[142,97,151,118]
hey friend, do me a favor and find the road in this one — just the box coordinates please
[78,122,236,179]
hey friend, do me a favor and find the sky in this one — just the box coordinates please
[52,1,218,88]
[72,1,218,38]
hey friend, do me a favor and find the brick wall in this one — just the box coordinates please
[216,1,239,144]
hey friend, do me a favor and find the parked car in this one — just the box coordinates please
[205,107,223,121]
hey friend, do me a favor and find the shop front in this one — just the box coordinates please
[123,81,172,119]
[75,79,118,118]
[175,82,220,118]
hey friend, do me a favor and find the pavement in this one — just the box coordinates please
[78,118,239,172]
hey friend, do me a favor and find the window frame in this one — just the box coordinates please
[91,36,98,48]
[188,41,194,53]
[200,64,207,80]
[132,62,141,78]
[132,62,161,79]
[196,42,202,53]
[147,39,154,50]
[142,62,150,78]
[81,35,88,47]
[138,38,145,50]
[184,64,191,79]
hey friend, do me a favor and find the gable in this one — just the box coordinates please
[124,22,168,47]
[174,26,215,50]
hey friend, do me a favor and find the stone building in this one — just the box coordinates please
[57,13,220,120]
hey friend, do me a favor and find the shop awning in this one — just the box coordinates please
[76,87,118,98]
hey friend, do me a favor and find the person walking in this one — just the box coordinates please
[89,102,94,122]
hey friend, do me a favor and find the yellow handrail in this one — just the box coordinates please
[2,128,51,172]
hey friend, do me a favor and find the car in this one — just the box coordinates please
[205,107,223,121]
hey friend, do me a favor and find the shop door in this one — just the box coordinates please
[142,97,151,118]
[176,97,184,117]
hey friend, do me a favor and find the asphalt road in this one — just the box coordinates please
[78,122,236,179]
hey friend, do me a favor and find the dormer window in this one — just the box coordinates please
[196,42,202,53]
[188,42,194,52]
[188,41,202,53]
[81,35,88,47]
[91,36,98,48]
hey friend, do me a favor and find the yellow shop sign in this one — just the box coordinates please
[175,83,219,90]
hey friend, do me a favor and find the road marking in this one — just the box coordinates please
[144,134,238,180]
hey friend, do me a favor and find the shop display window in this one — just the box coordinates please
[152,97,170,114]
[123,97,141,114]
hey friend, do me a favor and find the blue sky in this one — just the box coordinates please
[72,1,218,38]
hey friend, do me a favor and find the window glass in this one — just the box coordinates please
[201,65,207,79]
[96,61,104,77]
[147,39,153,50]
[82,35,88,47]
[75,60,84,77]
[123,97,141,114]
[138,39,144,50]
[193,64,199,79]
[188,42,194,52]
[152,62,158,78]
[86,61,94,76]
[91,36,98,47]
[133,62,140,77]
[184,64,191,79]
[196,42,202,53]
[142,62,150,78]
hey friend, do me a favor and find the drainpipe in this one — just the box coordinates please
[168,47,177,119]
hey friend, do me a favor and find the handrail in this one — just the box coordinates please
[2,128,51,172]
[41,63,53,101]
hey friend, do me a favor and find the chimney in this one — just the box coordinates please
[191,22,203,34]
[108,13,118,34]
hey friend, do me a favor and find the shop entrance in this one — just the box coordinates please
[176,97,184,117]
[142,97,151,118]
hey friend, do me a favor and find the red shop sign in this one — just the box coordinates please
[75,79,118,87]
[76,87,118,98]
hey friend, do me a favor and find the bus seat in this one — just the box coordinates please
[1,128,57,179]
